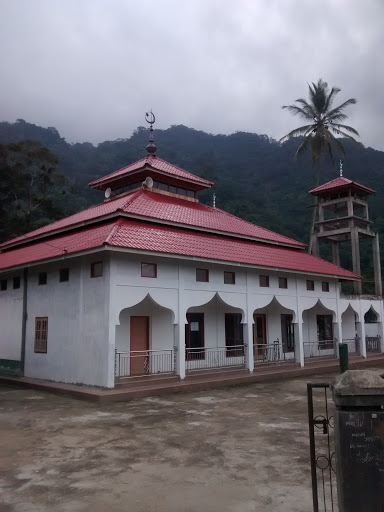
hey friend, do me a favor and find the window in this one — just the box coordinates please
[38,272,47,285]
[322,281,330,292]
[224,271,235,285]
[13,276,20,289]
[34,317,48,353]
[141,262,157,278]
[259,275,269,287]
[306,280,315,291]
[225,313,244,356]
[59,268,69,282]
[90,261,103,278]
[196,268,209,282]
[278,277,288,289]
[0,279,7,291]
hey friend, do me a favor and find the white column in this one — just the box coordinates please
[295,320,304,367]
[245,270,254,372]
[244,320,254,373]
[174,321,186,380]
[379,300,384,353]
[295,276,304,366]
[357,320,367,358]
[175,263,186,380]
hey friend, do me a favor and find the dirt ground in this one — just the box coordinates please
[0,376,335,512]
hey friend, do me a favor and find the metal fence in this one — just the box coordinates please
[185,345,246,372]
[253,341,293,365]
[341,337,360,355]
[115,349,175,378]
[366,335,381,353]
[304,340,337,360]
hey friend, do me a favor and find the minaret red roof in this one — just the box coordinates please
[309,176,375,196]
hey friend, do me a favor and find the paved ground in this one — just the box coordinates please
[0,375,338,512]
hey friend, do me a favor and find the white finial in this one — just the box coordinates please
[213,193,216,208]
[339,159,343,177]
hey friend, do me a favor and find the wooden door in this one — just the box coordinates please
[130,316,149,375]
[253,314,267,354]
[185,313,205,360]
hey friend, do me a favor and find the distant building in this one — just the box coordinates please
[0,132,382,387]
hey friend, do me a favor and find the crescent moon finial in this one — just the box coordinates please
[145,110,157,155]
[145,110,156,127]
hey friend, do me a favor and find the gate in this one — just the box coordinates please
[307,383,337,512]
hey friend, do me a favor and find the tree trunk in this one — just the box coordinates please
[308,161,321,254]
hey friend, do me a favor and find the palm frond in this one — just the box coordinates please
[326,98,357,120]
[295,99,318,118]
[294,135,312,159]
[281,105,314,120]
[329,123,359,136]
[324,86,341,111]
[325,112,348,122]
[280,124,314,142]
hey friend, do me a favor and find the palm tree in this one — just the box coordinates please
[280,78,359,253]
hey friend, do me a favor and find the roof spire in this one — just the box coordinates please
[339,159,343,177]
[145,110,157,155]
[213,193,216,208]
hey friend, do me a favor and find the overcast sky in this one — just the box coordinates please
[1,0,383,150]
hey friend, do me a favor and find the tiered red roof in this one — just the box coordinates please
[0,189,304,250]
[0,218,358,279]
[0,153,359,279]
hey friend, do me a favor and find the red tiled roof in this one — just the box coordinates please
[309,177,375,195]
[0,218,358,279]
[89,155,214,189]
[1,189,304,249]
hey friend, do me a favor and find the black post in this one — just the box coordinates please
[307,383,319,512]
[338,343,349,373]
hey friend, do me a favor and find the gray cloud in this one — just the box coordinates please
[0,0,383,149]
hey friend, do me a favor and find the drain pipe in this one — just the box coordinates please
[20,267,28,375]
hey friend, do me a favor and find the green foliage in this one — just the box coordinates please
[0,140,74,241]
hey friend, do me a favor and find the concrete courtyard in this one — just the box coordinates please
[0,376,330,512]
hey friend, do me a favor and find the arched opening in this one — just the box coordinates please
[302,300,337,360]
[364,306,381,353]
[185,294,245,372]
[252,297,296,364]
[115,295,175,378]
[341,305,360,355]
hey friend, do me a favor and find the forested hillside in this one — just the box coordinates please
[1,119,384,277]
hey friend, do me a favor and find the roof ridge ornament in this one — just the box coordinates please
[339,159,343,177]
[145,110,157,155]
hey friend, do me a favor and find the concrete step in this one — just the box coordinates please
[115,374,179,389]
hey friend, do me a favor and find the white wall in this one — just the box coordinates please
[0,272,23,361]
[24,254,112,387]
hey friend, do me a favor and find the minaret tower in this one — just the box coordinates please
[309,162,382,296]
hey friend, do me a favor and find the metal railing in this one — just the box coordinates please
[115,349,175,378]
[341,337,360,355]
[366,335,381,353]
[304,340,337,360]
[185,345,245,372]
[253,341,293,365]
